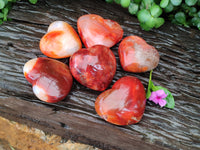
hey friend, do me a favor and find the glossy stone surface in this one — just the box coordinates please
[95,76,146,125]
[23,57,73,103]
[69,45,116,91]
[118,36,160,73]
[40,21,82,58]
[77,14,123,48]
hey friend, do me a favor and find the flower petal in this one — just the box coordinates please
[156,89,168,99]
[149,91,159,104]
[159,99,167,107]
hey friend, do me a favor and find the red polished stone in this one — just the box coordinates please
[118,36,160,73]
[77,14,123,48]
[69,45,116,91]
[95,76,146,125]
[23,57,73,103]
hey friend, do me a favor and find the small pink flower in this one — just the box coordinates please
[149,89,167,107]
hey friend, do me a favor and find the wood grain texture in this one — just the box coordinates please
[0,0,200,149]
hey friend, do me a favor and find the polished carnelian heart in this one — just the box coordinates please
[69,45,116,91]
[118,36,160,73]
[95,76,146,125]
[77,14,123,48]
[23,57,73,103]
[40,21,82,58]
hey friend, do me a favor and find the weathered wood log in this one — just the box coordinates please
[0,0,200,149]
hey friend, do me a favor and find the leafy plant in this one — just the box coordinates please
[105,0,200,31]
[146,70,175,109]
[29,0,37,4]
[0,0,37,24]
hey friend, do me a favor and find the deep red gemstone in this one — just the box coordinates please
[70,45,116,91]
[23,57,73,103]
[95,76,146,125]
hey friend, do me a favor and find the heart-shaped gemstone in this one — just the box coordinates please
[69,45,116,91]
[40,21,82,58]
[95,76,146,125]
[23,57,73,103]
[77,14,123,48]
[118,36,160,73]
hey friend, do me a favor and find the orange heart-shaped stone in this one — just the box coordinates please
[40,21,82,58]
[77,14,123,48]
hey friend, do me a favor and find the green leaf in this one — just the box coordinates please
[134,0,141,4]
[189,7,197,17]
[185,0,197,6]
[152,86,175,109]
[0,0,5,9]
[121,0,130,8]
[140,1,144,9]
[164,1,174,13]
[0,19,3,24]
[171,18,180,25]
[197,22,200,30]
[128,2,139,15]
[29,0,37,4]
[140,22,152,31]
[170,0,182,6]
[198,0,200,6]
[142,0,154,9]
[146,70,154,99]
[154,0,161,4]
[4,0,8,5]
[2,7,8,14]
[105,0,114,3]
[175,11,186,24]
[160,0,169,8]
[197,11,200,18]
[137,9,151,23]
[154,17,165,28]
[145,16,155,28]
[0,13,3,18]
[114,0,121,4]
[191,17,199,26]
[150,3,162,17]
[2,7,8,21]
[146,80,153,98]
